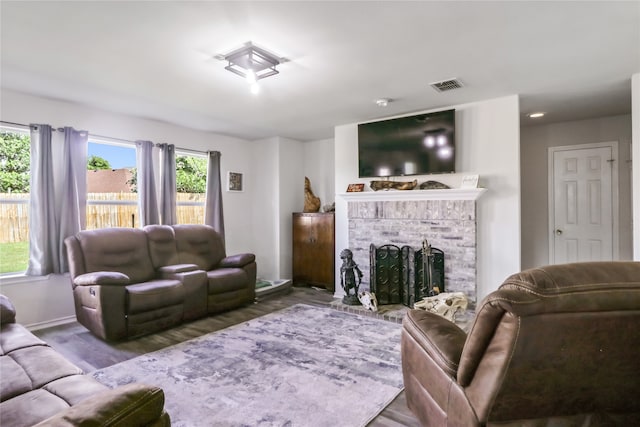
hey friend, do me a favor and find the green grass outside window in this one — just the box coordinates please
[0,241,29,274]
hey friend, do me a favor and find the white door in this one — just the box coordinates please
[549,143,617,264]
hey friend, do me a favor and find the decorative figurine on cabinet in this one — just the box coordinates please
[303,177,321,213]
[340,249,363,305]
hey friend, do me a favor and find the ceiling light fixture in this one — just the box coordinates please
[223,42,281,93]
[527,112,545,118]
[376,98,391,107]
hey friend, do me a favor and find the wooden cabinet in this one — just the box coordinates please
[292,212,335,291]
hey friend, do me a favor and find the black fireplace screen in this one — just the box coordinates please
[370,242,445,307]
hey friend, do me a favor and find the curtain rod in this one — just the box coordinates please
[1,120,208,155]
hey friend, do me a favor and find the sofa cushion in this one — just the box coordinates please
[43,375,109,406]
[0,389,71,427]
[207,268,247,294]
[0,356,32,402]
[0,323,46,355]
[172,224,226,270]
[126,280,184,314]
[9,346,83,389]
[144,225,180,268]
[76,228,156,283]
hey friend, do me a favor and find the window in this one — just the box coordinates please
[0,128,30,274]
[175,152,206,224]
[86,139,139,229]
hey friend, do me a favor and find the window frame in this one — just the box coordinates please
[174,149,206,224]
[0,125,31,276]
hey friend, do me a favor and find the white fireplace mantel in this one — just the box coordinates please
[338,187,486,202]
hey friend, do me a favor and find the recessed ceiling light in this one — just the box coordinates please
[527,112,545,118]
[375,98,391,107]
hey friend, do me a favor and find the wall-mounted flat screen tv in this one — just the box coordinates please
[358,109,455,178]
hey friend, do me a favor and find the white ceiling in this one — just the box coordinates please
[1,1,639,141]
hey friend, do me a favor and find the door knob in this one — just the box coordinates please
[555,229,563,235]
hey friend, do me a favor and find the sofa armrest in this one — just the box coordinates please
[73,272,130,287]
[0,294,16,324]
[219,253,255,268]
[33,383,168,427]
[402,309,467,377]
[158,263,199,275]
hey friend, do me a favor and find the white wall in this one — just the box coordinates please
[334,95,521,302]
[303,139,335,209]
[0,89,263,326]
[249,136,306,281]
[633,73,640,260]
[520,115,633,269]
[250,138,280,280]
[277,138,305,279]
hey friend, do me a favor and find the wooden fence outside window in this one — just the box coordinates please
[0,192,205,243]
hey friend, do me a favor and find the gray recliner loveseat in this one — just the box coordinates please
[64,224,256,341]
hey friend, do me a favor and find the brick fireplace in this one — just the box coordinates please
[342,188,485,304]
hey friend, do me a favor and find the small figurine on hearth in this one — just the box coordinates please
[340,249,363,305]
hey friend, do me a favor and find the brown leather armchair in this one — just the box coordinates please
[401,262,640,426]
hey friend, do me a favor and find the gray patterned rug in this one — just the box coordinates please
[92,304,404,427]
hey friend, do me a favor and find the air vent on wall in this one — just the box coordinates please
[430,78,464,92]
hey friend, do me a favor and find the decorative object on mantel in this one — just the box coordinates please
[357,291,378,311]
[370,179,417,191]
[303,176,321,212]
[346,183,365,192]
[460,174,479,189]
[322,202,335,212]
[414,291,468,322]
[419,180,450,190]
[339,248,363,305]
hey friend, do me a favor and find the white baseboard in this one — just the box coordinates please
[26,315,76,331]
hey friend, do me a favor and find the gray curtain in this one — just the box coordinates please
[204,151,225,244]
[158,143,176,225]
[57,127,88,272]
[27,125,88,275]
[135,140,159,226]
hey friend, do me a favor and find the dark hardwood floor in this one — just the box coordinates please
[34,286,422,427]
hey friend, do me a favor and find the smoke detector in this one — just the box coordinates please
[430,78,464,92]
[375,98,391,107]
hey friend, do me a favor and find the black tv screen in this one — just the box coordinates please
[358,109,455,178]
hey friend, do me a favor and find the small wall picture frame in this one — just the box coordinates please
[346,183,365,192]
[227,172,243,192]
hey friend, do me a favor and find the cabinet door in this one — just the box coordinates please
[292,214,314,282]
[310,215,334,288]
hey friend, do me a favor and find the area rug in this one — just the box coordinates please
[91,304,404,427]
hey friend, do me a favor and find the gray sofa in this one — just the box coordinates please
[64,224,256,341]
[0,294,170,427]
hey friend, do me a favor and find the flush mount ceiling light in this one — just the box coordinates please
[222,42,281,94]
[375,98,391,107]
[527,112,546,118]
